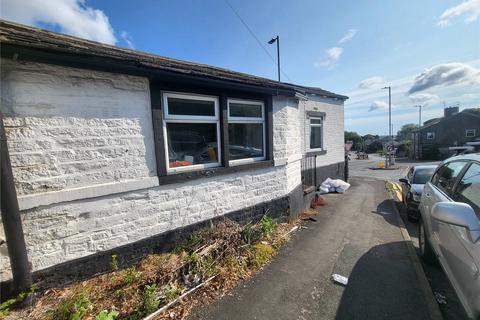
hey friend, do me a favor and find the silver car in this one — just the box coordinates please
[418,153,480,319]
[399,165,437,221]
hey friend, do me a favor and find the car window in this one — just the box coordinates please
[431,161,467,196]
[453,162,480,218]
[413,167,435,184]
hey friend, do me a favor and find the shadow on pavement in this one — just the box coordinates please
[335,241,432,320]
[370,199,400,229]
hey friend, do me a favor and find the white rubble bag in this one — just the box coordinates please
[320,178,351,194]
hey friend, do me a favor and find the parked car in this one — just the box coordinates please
[418,153,480,320]
[399,165,437,221]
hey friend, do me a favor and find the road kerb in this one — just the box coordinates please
[389,194,444,320]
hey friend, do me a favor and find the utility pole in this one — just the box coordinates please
[382,86,392,167]
[268,35,280,82]
[414,105,422,129]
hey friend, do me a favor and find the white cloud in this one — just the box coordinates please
[369,100,388,112]
[0,0,117,44]
[358,76,385,89]
[438,0,480,27]
[338,29,357,44]
[120,31,135,49]
[314,28,357,68]
[408,93,439,105]
[408,62,480,94]
[314,47,343,67]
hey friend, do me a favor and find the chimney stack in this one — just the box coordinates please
[444,106,459,118]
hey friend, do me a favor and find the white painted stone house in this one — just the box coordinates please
[0,21,347,289]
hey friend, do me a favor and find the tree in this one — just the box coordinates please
[344,131,362,143]
[344,131,362,150]
[396,123,418,142]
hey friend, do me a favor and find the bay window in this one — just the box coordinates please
[227,99,265,165]
[163,92,221,173]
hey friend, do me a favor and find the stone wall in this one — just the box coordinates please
[1,59,158,211]
[0,60,307,281]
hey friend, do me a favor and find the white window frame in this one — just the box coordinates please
[308,116,323,151]
[162,92,221,174]
[466,129,476,138]
[227,99,266,166]
[426,132,435,140]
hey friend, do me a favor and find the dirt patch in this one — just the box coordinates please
[4,217,301,320]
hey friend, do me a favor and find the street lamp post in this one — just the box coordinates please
[414,105,422,128]
[382,86,392,167]
[268,36,280,82]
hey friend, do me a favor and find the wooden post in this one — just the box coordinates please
[0,112,31,294]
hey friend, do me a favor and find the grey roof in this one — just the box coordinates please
[415,110,480,132]
[0,20,348,100]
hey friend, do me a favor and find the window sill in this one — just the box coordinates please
[17,176,160,210]
[158,160,274,185]
[306,150,327,157]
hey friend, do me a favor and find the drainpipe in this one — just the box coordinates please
[0,112,31,294]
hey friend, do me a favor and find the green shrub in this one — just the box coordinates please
[241,223,262,244]
[142,284,160,315]
[260,215,276,236]
[0,284,37,316]
[95,308,119,320]
[110,254,118,271]
[248,243,275,268]
[49,291,91,320]
[122,266,140,285]
[162,284,183,301]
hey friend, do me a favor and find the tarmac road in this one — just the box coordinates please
[188,177,441,320]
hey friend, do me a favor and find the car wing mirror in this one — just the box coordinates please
[399,178,409,184]
[432,202,480,242]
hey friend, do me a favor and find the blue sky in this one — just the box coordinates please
[1,0,479,135]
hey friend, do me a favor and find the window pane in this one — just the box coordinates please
[168,97,215,117]
[454,163,480,218]
[229,102,262,118]
[413,168,435,184]
[228,123,264,160]
[432,161,466,195]
[310,118,322,125]
[166,123,218,167]
[310,126,322,149]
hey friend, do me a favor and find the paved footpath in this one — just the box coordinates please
[189,177,441,320]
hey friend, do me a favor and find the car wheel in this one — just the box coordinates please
[418,220,436,264]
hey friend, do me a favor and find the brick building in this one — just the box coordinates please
[0,21,347,291]
[411,106,480,160]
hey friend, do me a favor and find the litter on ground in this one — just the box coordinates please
[331,273,349,286]
[319,178,351,194]
[434,291,447,305]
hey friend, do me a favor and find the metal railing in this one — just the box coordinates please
[301,154,317,191]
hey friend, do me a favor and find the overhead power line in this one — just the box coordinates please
[224,0,293,83]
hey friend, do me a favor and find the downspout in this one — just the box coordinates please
[0,112,31,294]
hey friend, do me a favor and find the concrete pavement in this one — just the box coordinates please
[188,177,440,320]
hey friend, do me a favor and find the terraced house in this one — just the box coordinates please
[0,21,347,293]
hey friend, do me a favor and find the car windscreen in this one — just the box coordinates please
[413,168,436,184]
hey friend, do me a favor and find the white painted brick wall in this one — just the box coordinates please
[299,95,345,166]
[1,59,157,197]
[0,60,306,279]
